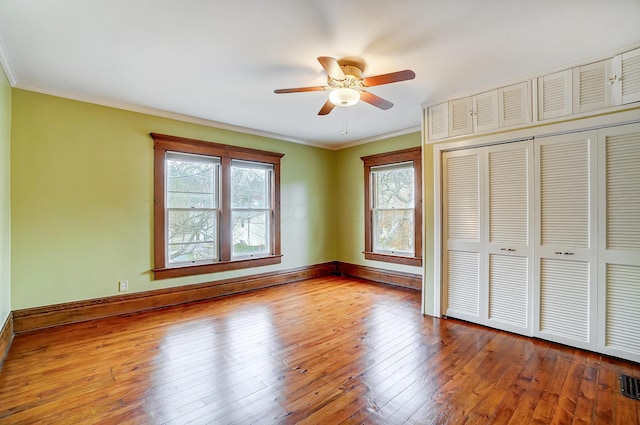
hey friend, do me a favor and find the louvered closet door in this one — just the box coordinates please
[485,142,533,335]
[597,123,640,363]
[534,131,598,351]
[443,149,482,321]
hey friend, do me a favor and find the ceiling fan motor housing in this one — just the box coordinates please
[329,64,364,89]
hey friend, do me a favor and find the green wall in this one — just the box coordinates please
[334,133,424,275]
[9,88,433,314]
[11,90,336,309]
[0,67,10,324]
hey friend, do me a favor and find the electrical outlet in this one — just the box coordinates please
[118,280,128,292]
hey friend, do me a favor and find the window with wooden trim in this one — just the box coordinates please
[362,147,422,267]
[152,133,284,280]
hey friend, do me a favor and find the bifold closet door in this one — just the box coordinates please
[597,123,640,363]
[442,149,482,322]
[534,131,598,351]
[443,141,532,333]
[485,142,533,335]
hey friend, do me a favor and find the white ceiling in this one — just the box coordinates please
[1,1,639,150]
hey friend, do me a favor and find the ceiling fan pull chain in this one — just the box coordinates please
[342,108,349,135]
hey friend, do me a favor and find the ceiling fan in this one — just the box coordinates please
[274,56,416,115]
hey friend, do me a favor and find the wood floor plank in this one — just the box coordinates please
[1,276,639,424]
[550,358,587,424]
[531,353,573,424]
[572,364,599,425]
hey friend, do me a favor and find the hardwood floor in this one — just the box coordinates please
[0,275,638,424]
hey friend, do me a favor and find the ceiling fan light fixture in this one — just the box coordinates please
[329,87,360,107]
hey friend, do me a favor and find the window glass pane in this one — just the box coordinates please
[374,209,414,253]
[231,165,270,209]
[373,167,414,209]
[232,210,269,256]
[167,210,217,263]
[167,155,217,208]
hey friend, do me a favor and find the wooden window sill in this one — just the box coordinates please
[154,255,283,280]
[363,252,422,267]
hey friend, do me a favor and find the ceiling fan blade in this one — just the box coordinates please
[362,70,415,87]
[274,86,327,94]
[360,91,394,110]
[318,56,345,80]
[318,99,335,115]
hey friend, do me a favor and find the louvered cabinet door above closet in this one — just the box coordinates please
[597,123,640,363]
[611,47,640,105]
[573,60,612,114]
[448,91,499,137]
[538,70,573,120]
[534,131,598,351]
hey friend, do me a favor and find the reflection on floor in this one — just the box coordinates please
[1,275,639,424]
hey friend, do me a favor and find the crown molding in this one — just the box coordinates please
[331,125,422,150]
[12,82,343,150]
[12,81,419,151]
[0,36,17,85]
[11,78,422,151]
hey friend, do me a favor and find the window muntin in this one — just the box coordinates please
[361,147,422,267]
[152,133,283,280]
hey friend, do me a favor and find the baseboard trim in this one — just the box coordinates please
[13,262,336,334]
[335,261,422,291]
[0,312,13,367]
[11,261,421,334]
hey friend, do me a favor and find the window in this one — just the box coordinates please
[231,160,272,258]
[361,147,422,266]
[152,133,283,279]
[166,152,219,265]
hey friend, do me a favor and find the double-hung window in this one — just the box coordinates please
[362,147,422,266]
[152,133,283,279]
[166,152,220,265]
[231,160,272,258]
